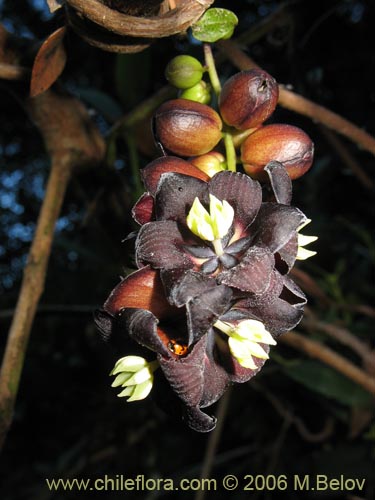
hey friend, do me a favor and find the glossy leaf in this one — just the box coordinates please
[192,8,238,43]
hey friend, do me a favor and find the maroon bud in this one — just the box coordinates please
[219,69,279,130]
[153,99,222,157]
[241,124,314,180]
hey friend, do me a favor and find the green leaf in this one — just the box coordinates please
[192,8,238,43]
[283,360,373,407]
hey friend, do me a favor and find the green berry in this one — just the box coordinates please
[165,55,204,89]
[180,81,211,104]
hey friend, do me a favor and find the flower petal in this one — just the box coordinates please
[155,172,208,224]
[160,269,233,345]
[141,156,209,195]
[102,267,174,319]
[158,335,206,408]
[276,234,298,274]
[132,192,154,225]
[136,220,194,270]
[111,372,133,387]
[127,379,153,402]
[208,171,262,229]
[252,203,307,253]
[118,308,171,357]
[264,161,292,205]
[219,246,274,294]
[111,355,148,375]
[183,406,217,433]
[234,277,306,337]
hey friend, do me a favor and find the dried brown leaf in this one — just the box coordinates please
[30,26,67,98]
[46,0,63,13]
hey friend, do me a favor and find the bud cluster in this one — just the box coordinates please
[155,58,314,180]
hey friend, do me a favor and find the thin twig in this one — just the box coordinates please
[302,313,375,375]
[320,126,374,190]
[280,331,375,395]
[195,388,231,500]
[217,39,375,156]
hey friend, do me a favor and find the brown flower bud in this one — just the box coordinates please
[153,99,222,157]
[219,69,279,130]
[189,151,226,177]
[241,124,314,180]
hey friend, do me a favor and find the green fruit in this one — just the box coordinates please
[165,55,204,89]
[180,81,211,104]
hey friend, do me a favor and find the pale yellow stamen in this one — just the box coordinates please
[186,194,234,250]
[110,356,159,402]
[214,319,276,369]
[296,218,318,260]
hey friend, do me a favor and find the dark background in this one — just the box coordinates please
[0,1,374,499]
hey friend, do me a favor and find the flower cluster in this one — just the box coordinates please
[95,154,317,432]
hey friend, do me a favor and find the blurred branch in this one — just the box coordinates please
[302,311,375,375]
[291,269,375,318]
[195,388,231,500]
[0,90,104,450]
[320,127,374,190]
[280,331,375,395]
[0,62,29,80]
[217,39,375,157]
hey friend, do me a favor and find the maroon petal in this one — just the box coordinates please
[227,348,269,384]
[118,308,171,357]
[132,192,154,225]
[103,266,173,319]
[155,172,208,224]
[159,334,231,432]
[276,233,298,274]
[158,335,207,407]
[186,286,233,344]
[94,308,115,342]
[161,269,233,345]
[219,246,274,294]
[208,171,262,230]
[183,406,217,433]
[136,221,193,270]
[141,156,209,195]
[253,203,306,253]
[234,276,306,337]
[233,268,284,308]
[265,161,292,205]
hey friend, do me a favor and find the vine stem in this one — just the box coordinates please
[0,91,104,450]
[223,132,237,172]
[203,43,221,97]
[0,156,71,448]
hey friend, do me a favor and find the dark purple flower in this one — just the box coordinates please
[133,158,310,319]
[95,266,282,432]
[95,159,315,432]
